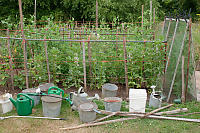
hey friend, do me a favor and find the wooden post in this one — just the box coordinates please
[82,42,87,90]
[150,0,152,29]
[181,56,185,103]
[142,5,144,29]
[123,37,128,96]
[185,18,192,101]
[167,22,189,102]
[116,29,118,56]
[44,36,51,83]
[7,29,14,90]
[34,0,36,27]
[88,37,92,81]
[153,8,155,40]
[18,0,29,89]
[96,0,98,29]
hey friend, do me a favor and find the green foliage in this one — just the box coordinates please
[0,16,165,90]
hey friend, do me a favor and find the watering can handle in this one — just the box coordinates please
[77,87,84,94]
[48,86,64,97]
[17,93,35,108]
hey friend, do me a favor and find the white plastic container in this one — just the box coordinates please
[129,89,147,113]
[0,93,13,114]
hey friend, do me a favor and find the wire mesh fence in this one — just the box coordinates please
[0,21,166,95]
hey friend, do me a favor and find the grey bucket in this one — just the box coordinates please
[104,97,122,112]
[22,88,40,106]
[102,83,118,98]
[41,94,62,117]
[78,102,97,123]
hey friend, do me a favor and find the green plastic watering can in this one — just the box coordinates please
[9,93,34,116]
[48,86,64,97]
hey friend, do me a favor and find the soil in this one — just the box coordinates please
[0,83,194,103]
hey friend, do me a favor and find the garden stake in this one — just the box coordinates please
[7,29,14,90]
[44,35,51,83]
[60,117,137,130]
[181,56,185,103]
[0,116,66,120]
[142,104,173,118]
[165,19,179,73]
[185,18,192,101]
[18,0,29,89]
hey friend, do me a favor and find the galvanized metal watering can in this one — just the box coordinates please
[9,93,34,116]
[69,87,90,110]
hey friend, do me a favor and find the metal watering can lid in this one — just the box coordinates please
[41,94,62,103]
[78,102,97,112]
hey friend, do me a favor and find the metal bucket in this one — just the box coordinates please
[102,83,118,98]
[22,88,40,106]
[104,97,122,112]
[41,94,62,117]
[78,102,97,123]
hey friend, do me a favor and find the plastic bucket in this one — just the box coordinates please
[22,88,40,106]
[41,94,62,117]
[104,97,122,112]
[78,102,97,123]
[102,83,118,98]
[0,94,13,114]
[129,89,147,113]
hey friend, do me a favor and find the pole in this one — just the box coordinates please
[44,35,51,83]
[150,0,152,29]
[185,18,192,101]
[34,0,36,27]
[96,0,98,29]
[82,42,87,90]
[7,29,14,90]
[18,0,29,89]
[165,20,179,73]
[123,37,128,96]
[142,5,144,29]
[153,8,155,40]
[181,56,185,103]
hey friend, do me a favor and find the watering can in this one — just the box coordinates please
[9,93,34,116]
[69,87,90,110]
[48,86,64,97]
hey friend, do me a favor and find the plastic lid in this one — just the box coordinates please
[102,83,118,91]
[78,102,97,112]
[41,94,62,103]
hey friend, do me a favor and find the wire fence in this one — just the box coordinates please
[0,21,166,95]
[162,18,195,101]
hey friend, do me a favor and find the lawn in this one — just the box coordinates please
[1,99,200,133]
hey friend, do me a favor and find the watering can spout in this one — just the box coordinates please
[9,98,17,108]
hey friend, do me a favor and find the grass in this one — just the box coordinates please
[1,99,200,133]
[192,22,200,61]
